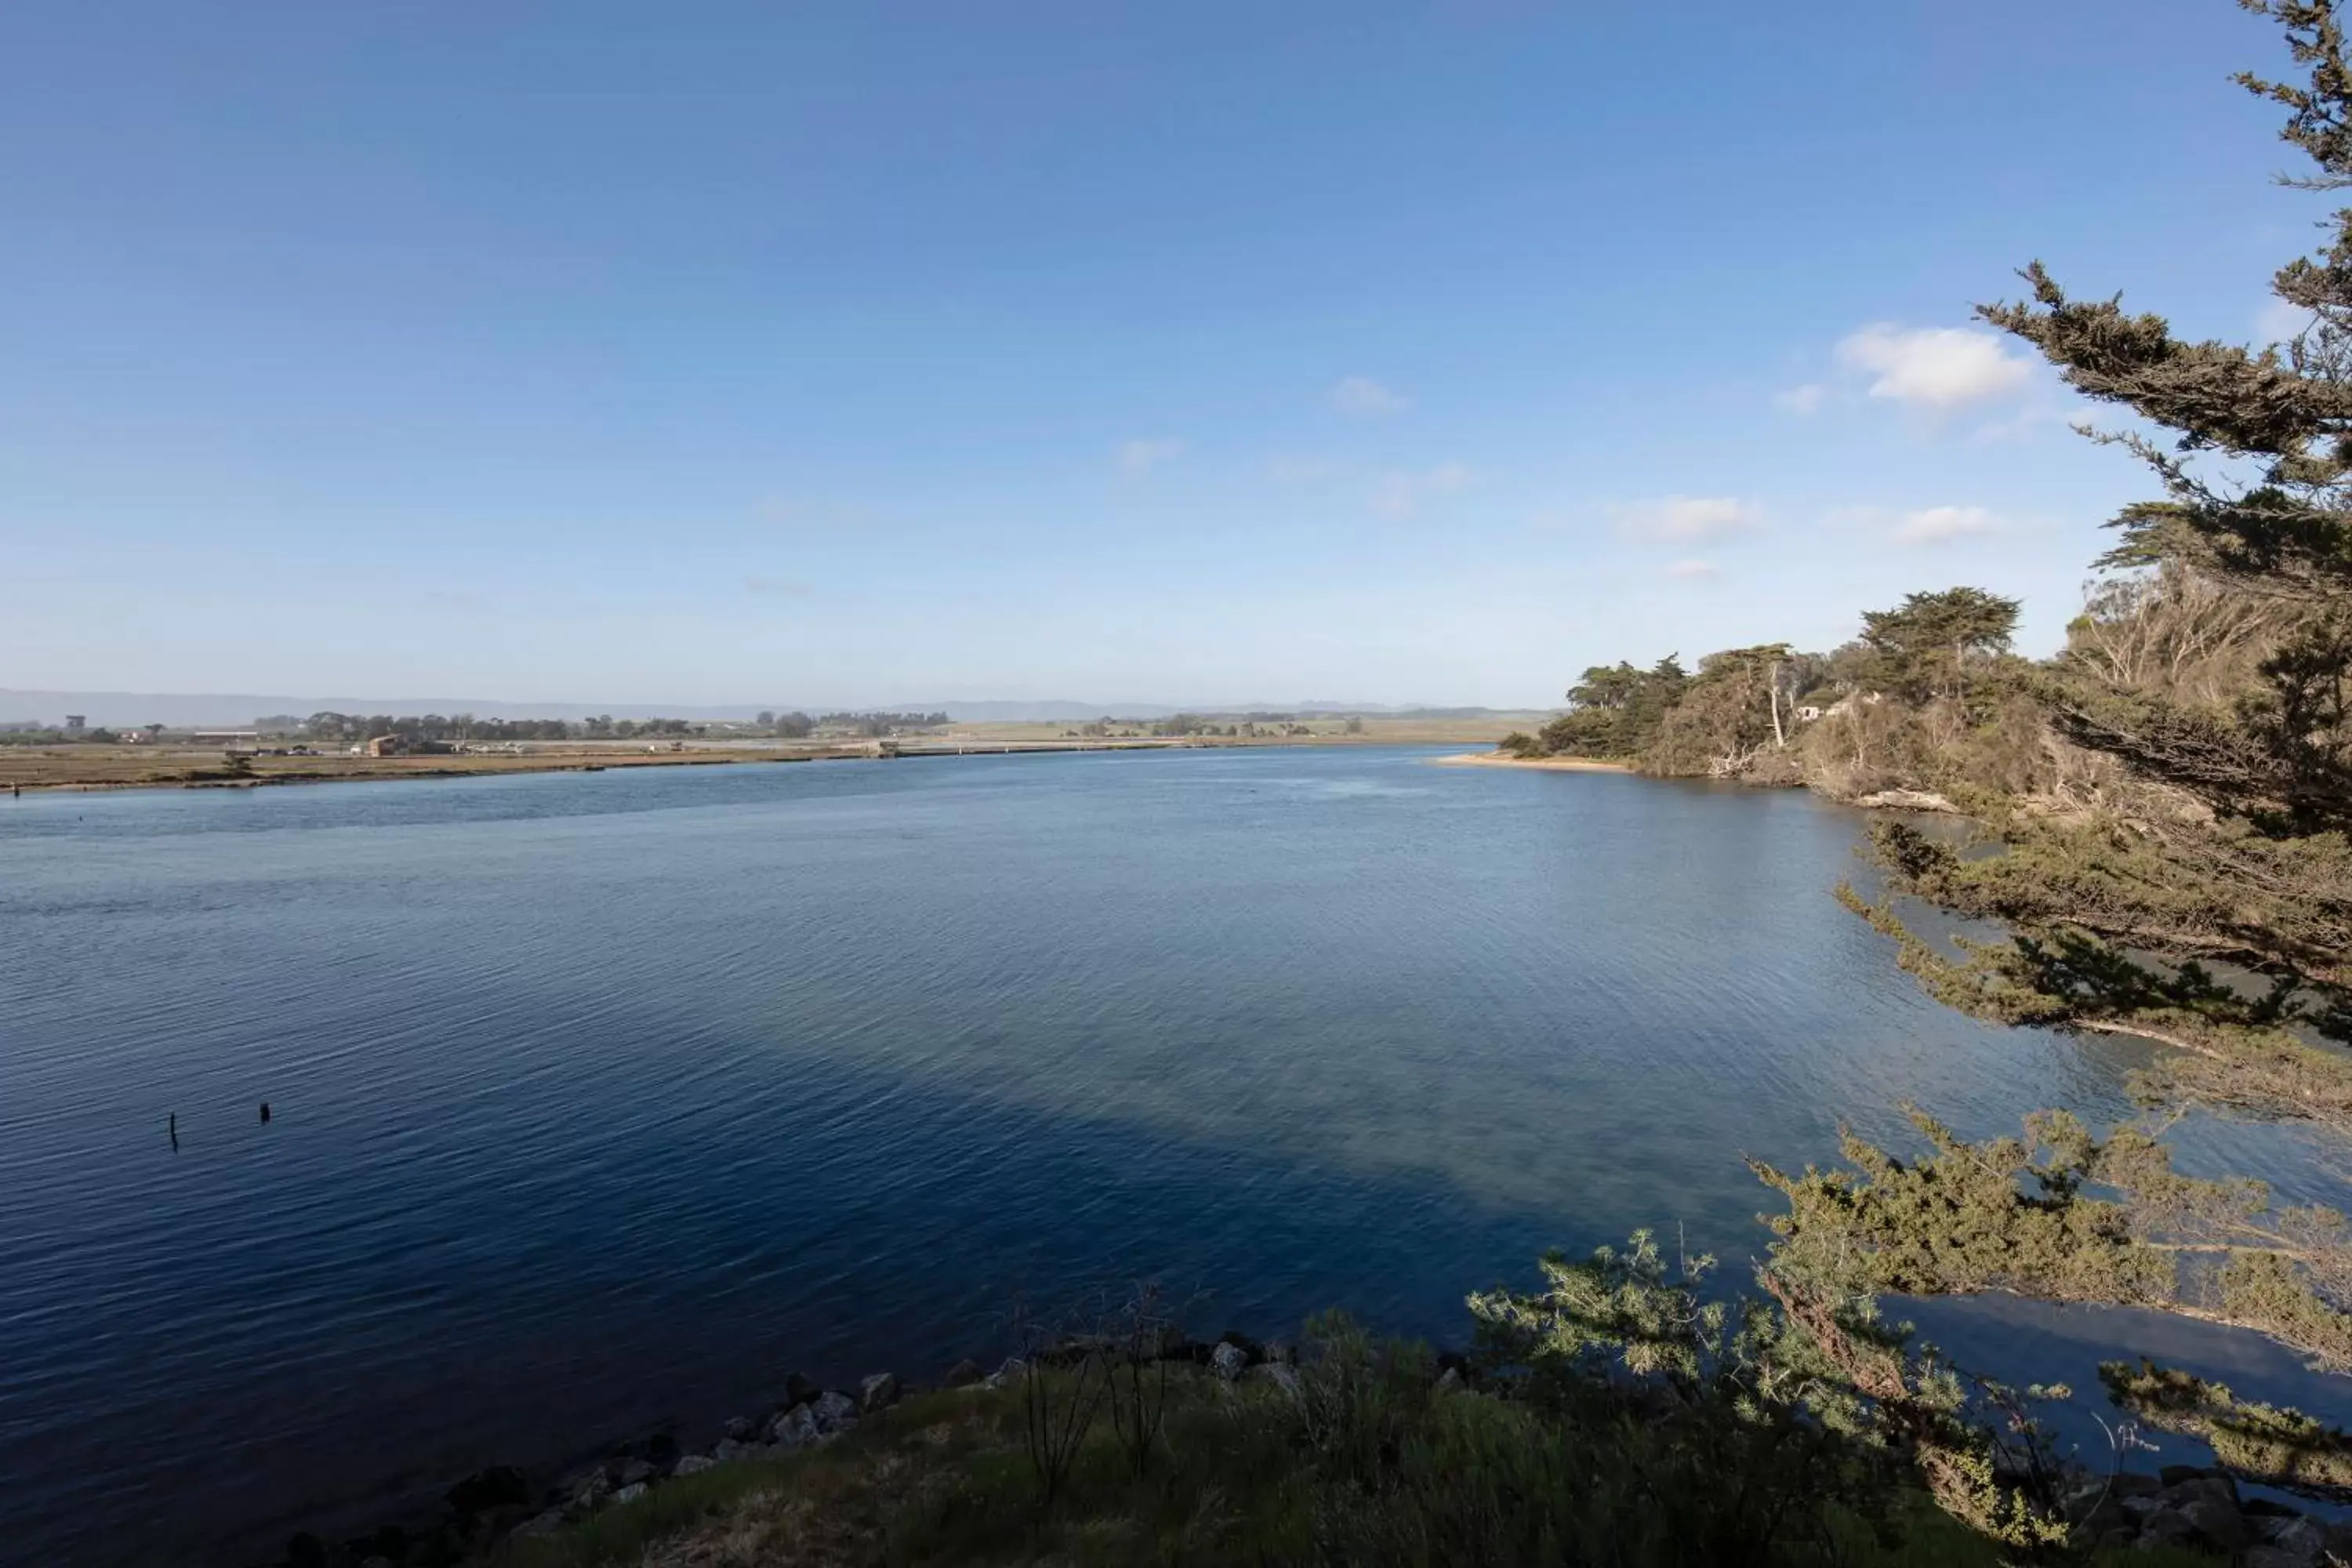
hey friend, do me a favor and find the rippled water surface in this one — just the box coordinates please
[2,747,2343,1563]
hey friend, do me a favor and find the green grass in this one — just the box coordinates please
[497,1362,2226,1568]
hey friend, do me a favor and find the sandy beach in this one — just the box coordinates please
[1429,751,1633,772]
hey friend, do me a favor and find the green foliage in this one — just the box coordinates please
[1753,1105,2352,1374]
[1751,22,2352,1499]
[1857,589,2023,710]
[1642,643,1795,778]
[1534,655,1687,758]
[503,1325,2097,1568]
[1468,1230,2087,1559]
[2098,1359,2352,1501]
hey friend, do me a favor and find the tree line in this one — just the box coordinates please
[1501,583,2030,793]
[290,710,952,742]
[1497,5,2352,1540]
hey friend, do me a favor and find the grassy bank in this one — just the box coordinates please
[496,1351,2220,1568]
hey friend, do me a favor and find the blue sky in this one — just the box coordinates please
[0,0,2319,707]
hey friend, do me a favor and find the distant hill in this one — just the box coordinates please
[0,688,1547,728]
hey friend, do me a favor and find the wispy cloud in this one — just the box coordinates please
[1266,455,1338,484]
[1891,505,2002,545]
[1835,324,2032,407]
[1329,376,1410,416]
[744,574,815,597]
[1662,559,1720,580]
[1370,463,1475,517]
[1118,437,1184,474]
[1773,383,1828,416]
[1610,495,1759,542]
[2258,297,2314,345]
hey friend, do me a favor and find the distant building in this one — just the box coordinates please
[64,715,85,732]
[1795,706,1824,723]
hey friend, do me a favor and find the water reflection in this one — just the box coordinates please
[0,747,2338,1561]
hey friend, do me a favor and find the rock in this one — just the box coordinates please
[512,1509,568,1539]
[782,1371,818,1408]
[461,1503,534,1544]
[1039,1333,1112,1367]
[2060,1476,2111,1523]
[568,1468,612,1508]
[2119,1494,2162,1522]
[1210,1341,1250,1382]
[2158,1473,2238,1514]
[407,1523,467,1567]
[1253,1362,1303,1400]
[945,1358,985,1387]
[2134,1506,2198,1548]
[860,1371,902,1412]
[347,1525,409,1561]
[2245,1548,2318,1568]
[722,1414,757,1441]
[1853,787,1958,813]
[2263,1515,2328,1563]
[672,1454,717,1477]
[2110,1471,2163,1497]
[1217,1330,1265,1364]
[770,1403,822,1449]
[2247,1497,2303,1520]
[983,1357,1027,1389]
[2158,1462,2217,1489]
[615,1458,655,1487]
[1435,1367,1466,1394]
[711,1438,756,1464]
[811,1390,860,1433]
[2067,1495,2129,1544]
[2176,1494,2250,1552]
[446,1465,532,1514]
[1261,1339,1297,1367]
[646,1432,680,1467]
[285,1534,328,1568]
[613,1483,648,1504]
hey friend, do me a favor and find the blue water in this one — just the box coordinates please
[2,747,2343,1563]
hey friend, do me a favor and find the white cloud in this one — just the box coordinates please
[2258,297,2315,345]
[1891,505,2002,546]
[1773,383,1828,416]
[1610,495,1759,542]
[744,574,815,597]
[1118,437,1183,474]
[1662,559,1720,579]
[1330,376,1410,416]
[1370,463,1475,517]
[1835,324,2032,407]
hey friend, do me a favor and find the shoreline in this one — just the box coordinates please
[1428,750,1633,772]
[1,735,1520,798]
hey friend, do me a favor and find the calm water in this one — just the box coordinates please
[2,746,2343,1563]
